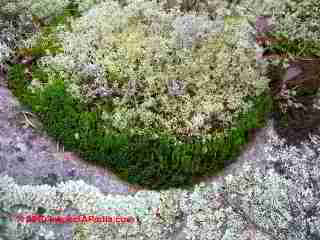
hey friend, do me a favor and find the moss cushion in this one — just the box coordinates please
[8,0,272,190]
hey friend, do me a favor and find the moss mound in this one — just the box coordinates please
[7,0,273,190]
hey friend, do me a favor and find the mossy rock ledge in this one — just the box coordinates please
[7,0,273,190]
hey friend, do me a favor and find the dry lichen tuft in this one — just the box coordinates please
[32,0,268,141]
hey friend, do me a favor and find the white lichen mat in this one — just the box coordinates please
[1,120,320,240]
[23,0,268,140]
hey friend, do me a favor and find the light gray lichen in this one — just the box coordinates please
[1,123,319,239]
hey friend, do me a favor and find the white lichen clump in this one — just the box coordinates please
[35,0,268,141]
[0,41,11,63]
[0,175,161,240]
[1,0,69,23]
[0,0,107,66]
[233,0,320,42]
[0,0,104,22]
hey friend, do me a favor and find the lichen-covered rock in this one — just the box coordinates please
[176,122,320,240]
[1,122,319,239]
[0,175,161,240]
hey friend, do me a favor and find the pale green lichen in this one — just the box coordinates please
[232,0,320,42]
[0,175,161,240]
[35,0,268,142]
[0,0,105,22]
[0,41,11,63]
[1,126,320,239]
[1,0,69,23]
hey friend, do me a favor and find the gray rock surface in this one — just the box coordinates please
[0,86,140,197]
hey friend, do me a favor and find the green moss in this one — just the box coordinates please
[7,3,274,190]
[8,62,272,190]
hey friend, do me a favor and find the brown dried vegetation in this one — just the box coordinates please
[268,57,320,145]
